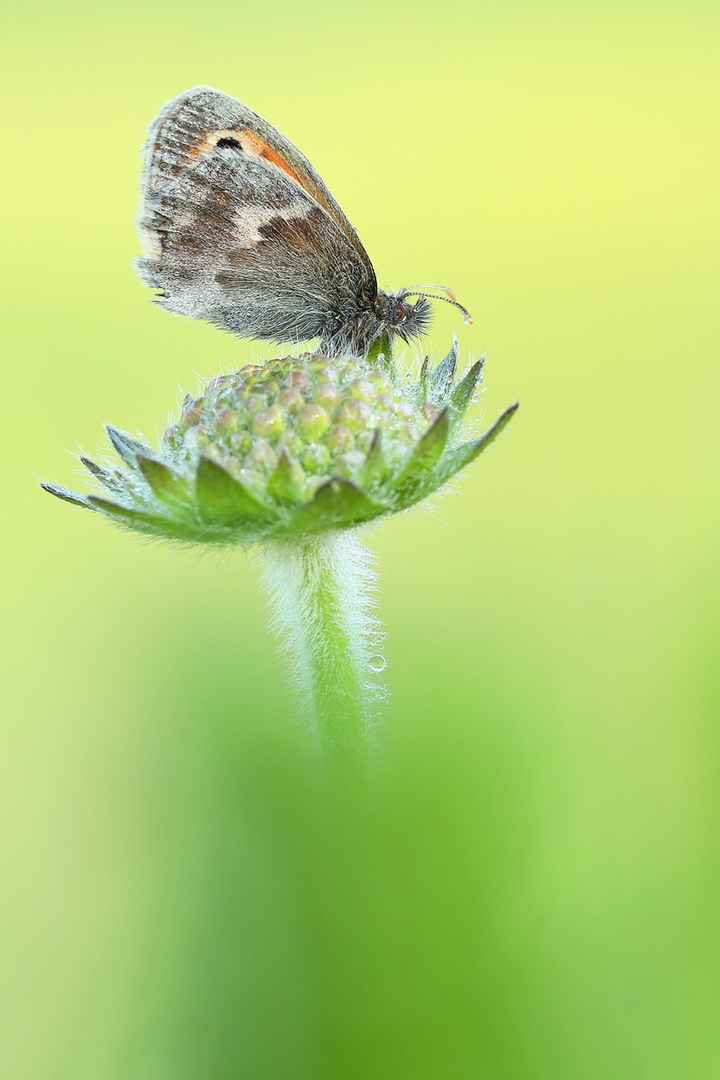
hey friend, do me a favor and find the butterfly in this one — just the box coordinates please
[135,86,472,356]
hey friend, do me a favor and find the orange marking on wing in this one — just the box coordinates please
[237,129,335,218]
[185,135,213,160]
[239,130,303,182]
[182,128,336,218]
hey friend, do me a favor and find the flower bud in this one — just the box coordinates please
[214,408,239,435]
[278,387,303,413]
[297,403,330,440]
[315,382,341,410]
[348,378,374,403]
[253,405,284,439]
[337,400,373,431]
[328,425,353,452]
[44,342,518,546]
[247,439,278,472]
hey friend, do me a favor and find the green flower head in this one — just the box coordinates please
[43,340,517,545]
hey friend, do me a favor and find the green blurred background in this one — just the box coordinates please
[2,1,719,1076]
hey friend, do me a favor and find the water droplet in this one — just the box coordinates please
[368,654,386,673]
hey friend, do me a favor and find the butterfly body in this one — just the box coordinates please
[135,86,434,355]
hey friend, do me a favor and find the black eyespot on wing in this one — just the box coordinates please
[216,137,243,151]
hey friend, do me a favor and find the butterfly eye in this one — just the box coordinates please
[392,301,407,326]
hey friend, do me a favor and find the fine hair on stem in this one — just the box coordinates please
[261,531,386,763]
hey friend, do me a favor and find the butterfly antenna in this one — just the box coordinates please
[405,284,458,301]
[404,289,473,325]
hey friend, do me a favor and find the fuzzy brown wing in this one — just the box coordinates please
[135,86,378,342]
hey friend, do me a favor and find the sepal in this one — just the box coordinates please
[105,426,153,468]
[435,402,519,486]
[195,457,272,522]
[267,450,305,504]
[429,337,459,403]
[80,456,132,498]
[392,408,450,505]
[449,356,485,427]
[135,455,193,508]
[287,478,386,535]
[357,430,388,491]
[41,483,95,510]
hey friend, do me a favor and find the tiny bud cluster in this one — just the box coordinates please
[42,340,517,545]
[163,353,437,503]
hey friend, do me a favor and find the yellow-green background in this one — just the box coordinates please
[2,1,719,1076]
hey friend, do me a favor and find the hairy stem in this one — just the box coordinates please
[261,531,384,762]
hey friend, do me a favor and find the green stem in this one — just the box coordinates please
[261,531,385,762]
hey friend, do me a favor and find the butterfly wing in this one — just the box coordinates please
[136,86,379,343]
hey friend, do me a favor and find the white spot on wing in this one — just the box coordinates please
[233,199,309,246]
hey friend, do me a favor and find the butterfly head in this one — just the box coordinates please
[385,292,433,343]
[382,285,473,346]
